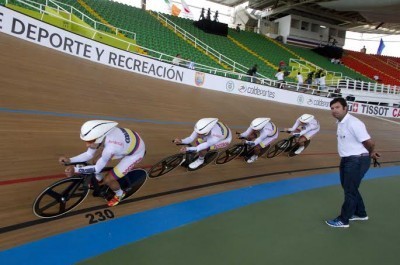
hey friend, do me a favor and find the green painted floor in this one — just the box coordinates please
[80,175,400,265]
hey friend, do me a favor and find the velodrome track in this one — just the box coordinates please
[0,31,399,255]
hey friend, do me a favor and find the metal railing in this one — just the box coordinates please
[7,0,137,39]
[155,12,268,79]
[289,58,343,82]
[4,0,398,107]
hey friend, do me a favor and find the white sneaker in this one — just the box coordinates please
[247,155,258,163]
[189,158,205,169]
[294,145,305,155]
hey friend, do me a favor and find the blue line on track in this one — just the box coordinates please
[0,107,342,133]
[1,166,399,265]
[0,107,194,126]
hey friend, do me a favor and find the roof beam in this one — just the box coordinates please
[263,0,320,17]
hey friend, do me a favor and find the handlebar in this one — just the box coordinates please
[64,162,88,167]
[235,131,246,140]
[171,140,192,146]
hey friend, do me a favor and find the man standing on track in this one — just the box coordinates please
[326,98,380,228]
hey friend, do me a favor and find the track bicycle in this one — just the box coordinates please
[266,131,311,158]
[33,163,147,218]
[148,142,219,178]
[215,133,270,164]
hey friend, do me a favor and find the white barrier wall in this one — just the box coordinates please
[1,6,399,119]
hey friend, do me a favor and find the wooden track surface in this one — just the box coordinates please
[0,33,399,250]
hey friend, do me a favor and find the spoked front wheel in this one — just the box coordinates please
[288,140,311,157]
[215,144,244,165]
[266,139,291,158]
[148,153,185,178]
[33,177,89,218]
[188,151,219,171]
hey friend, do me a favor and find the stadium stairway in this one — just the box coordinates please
[148,11,230,70]
[81,0,223,69]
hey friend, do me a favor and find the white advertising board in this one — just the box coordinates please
[1,6,399,119]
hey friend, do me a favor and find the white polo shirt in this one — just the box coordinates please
[337,113,370,157]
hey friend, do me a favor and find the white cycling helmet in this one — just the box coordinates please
[299,114,314,123]
[194,118,218,135]
[80,120,118,143]
[250,117,271,130]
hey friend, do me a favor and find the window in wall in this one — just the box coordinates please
[329,28,338,36]
[311,23,319,33]
[301,21,309,31]
[291,19,300,29]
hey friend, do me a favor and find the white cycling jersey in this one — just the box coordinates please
[70,127,145,177]
[240,121,279,147]
[182,121,232,152]
[289,117,320,139]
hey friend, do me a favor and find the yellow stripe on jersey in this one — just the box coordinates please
[268,122,278,137]
[111,167,124,179]
[216,122,230,139]
[124,128,140,155]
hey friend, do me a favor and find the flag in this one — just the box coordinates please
[181,0,192,14]
[163,0,171,7]
[164,0,172,12]
[171,4,181,16]
[377,38,385,55]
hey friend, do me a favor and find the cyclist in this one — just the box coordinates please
[59,120,146,207]
[284,114,320,154]
[238,117,279,163]
[174,118,232,169]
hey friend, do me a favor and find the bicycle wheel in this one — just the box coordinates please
[266,139,291,158]
[33,177,89,218]
[188,150,219,171]
[288,140,311,157]
[215,144,244,164]
[148,153,185,178]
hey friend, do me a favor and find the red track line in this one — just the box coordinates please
[0,174,66,186]
[0,150,398,186]
[0,164,153,186]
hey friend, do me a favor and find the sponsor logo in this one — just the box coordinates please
[360,104,389,116]
[349,102,390,116]
[297,95,304,104]
[226,81,234,92]
[195,72,205,86]
[352,103,359,113]
[393,108,400,118]
[237,84,275,98]
[120,128,131,143]
[306,98,330,108]
[238,83,247,93]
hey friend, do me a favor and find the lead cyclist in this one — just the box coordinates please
[59,120,146,207]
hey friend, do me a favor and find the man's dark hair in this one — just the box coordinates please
[330,97,347,107]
